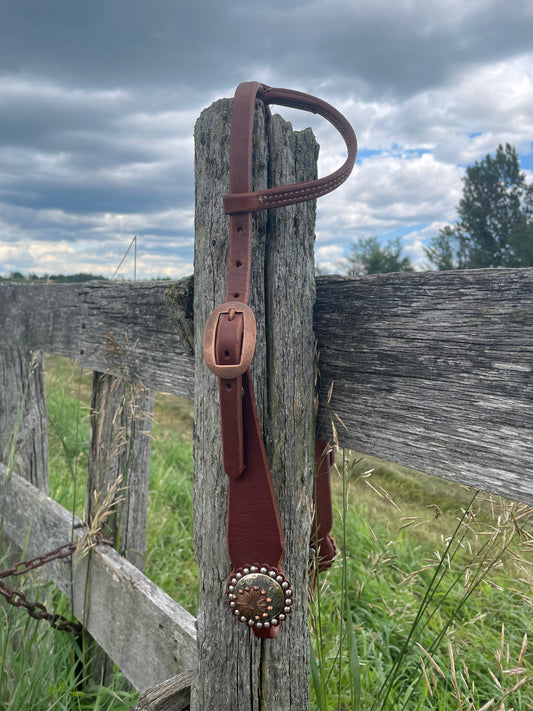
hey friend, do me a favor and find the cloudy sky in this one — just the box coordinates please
[1,0,532,279]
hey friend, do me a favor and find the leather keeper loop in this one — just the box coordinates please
[223,82,357,215]
[203,80,356,638]
[203,301,256,379]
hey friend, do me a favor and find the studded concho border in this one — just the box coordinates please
[227,566,293,631]
[204,81,356,639]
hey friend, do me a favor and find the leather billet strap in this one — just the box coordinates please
[313,440,337,572]
[203,82,356,638]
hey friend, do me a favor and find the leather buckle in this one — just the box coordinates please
[203,301,256,378]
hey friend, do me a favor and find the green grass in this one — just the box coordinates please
[309,452,533,710]
[44,355,198,613]
[0,567,137,710]
[45,354,91,518]
[2,355,532,709]
[144,423,197,613]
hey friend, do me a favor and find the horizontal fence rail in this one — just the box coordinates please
[314,269,533,506]
[0,463,197,691]
[0,269,531,505]
[1,280,194,399]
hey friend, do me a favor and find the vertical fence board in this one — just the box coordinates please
[192,99,318,709]
[0,349,48,491]
[261,116,318,701]
[86,371,153,570]
[85,368,153,683]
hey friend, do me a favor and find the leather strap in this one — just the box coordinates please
[224,84,357,215]
[203,81,356,638]
[313,440,337,572]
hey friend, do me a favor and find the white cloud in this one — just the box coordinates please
[0,234,193,280]
[314,152,463,254]
[303,51,533,268]
[315,244,345,273]
[0,200,194,279]
[0,239,76,275]
[401,222,452,269]
[343,55,533,164]
[0,1,532,278]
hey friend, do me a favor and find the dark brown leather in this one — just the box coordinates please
[223,84,357,215]
[203,81,356,638]
[313,440,337,571]
[227,371,284,571]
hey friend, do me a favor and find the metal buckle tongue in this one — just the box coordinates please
[227,565,293,637]
[203,301,256,379]
[203,301,257,479]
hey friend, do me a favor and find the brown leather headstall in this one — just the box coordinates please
[203,82,357,638]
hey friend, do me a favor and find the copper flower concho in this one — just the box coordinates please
[227,566,293,631]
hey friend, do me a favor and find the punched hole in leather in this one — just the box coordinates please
[203,80,356,639]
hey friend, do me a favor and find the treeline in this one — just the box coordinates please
[346,143,533,275]
[0,272,107,283]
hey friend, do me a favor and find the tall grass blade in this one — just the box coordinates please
[371,490,479,710]
[310,638,328,711]
[346,595,361,711]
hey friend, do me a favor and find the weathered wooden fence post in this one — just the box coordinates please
[193,99,318,708]
[85,354,154,684]
[86,371,153,571]
[0,347,48,567]
[0,349,48,492]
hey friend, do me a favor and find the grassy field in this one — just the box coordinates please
[1,355,532,709]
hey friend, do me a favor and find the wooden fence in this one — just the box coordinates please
[1,268,532,701]
[1,95,532,710]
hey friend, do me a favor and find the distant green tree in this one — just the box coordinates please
[426,144,533,270]
[424,226,460,271]
[508,214,533,267]
[3,272,106,283]
[346,236,414,275]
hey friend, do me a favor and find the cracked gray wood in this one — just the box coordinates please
[85,368,154,684]
[1,267,532,506]
[134,670,193,711]
[0,280,194,398]
[0,463,197,692]
[313,270,533,505]
[0,348,48,490]
[192,99,318,710]
[87,370,153,572]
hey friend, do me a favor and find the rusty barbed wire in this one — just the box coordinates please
[0,534,114,636]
